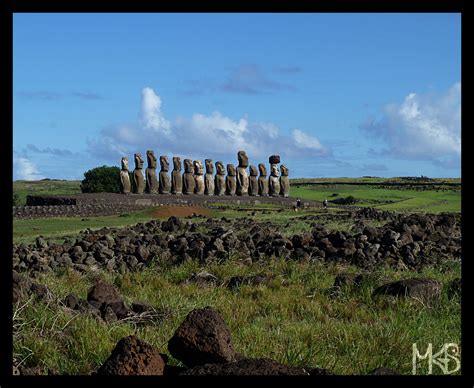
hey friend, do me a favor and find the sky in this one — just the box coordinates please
[13,13,461,180]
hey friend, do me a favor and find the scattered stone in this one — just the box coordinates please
[96,336,165,375]
[372,278,442,303]
[186,271,219,287]
[36,236,48,249]
[227,275,269,290]
[64,293,80,310]
[87,281,131,319]
[30,283,54,303]
[168,306,236,367]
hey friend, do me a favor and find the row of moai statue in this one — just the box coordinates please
[119,150,289,197]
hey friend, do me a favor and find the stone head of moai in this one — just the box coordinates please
[280,165,289,176]
[193,160,204,175]
[205,159,214,174]
[258,163,267,177]
[249,165,258,176]
[146,150,157,168]
[227,163,236,176]
[160,156,169,171]
[216,161,225,175]
[134,153,144,169]
[184,159,194,173]
[121,157,129,171]
[271,164,280,177]
[173,156,182,171]
[237,150,249,168]
[269,155,281,164]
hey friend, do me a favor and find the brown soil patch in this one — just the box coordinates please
[150,205,211,219]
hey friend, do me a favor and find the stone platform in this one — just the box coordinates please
[26,193,320,208]
[14,193,322,219]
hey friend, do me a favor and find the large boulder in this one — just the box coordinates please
[168,307,236,367]
[87,281,130,319]
[13,271,32,303]
[96,336,165,375]
[372,278,442,303]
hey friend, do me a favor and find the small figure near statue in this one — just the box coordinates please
[293,197,302,212]
[323,198,328,209]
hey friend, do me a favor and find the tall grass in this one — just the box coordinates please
[13,258,461,375]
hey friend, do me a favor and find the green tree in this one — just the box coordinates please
[80,165,121,193]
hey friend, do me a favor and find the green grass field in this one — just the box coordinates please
[13,208,163,244]
[12,178,462,375]
[290,185,461,213]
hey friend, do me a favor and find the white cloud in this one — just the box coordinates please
[13,157,44,180]
[361,82,461,163]
[292,128,325,152]
[140,87,171,134]
[258,122,279,139]
[88,87,330,165]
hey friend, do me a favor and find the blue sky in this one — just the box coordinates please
[13,13,461,180]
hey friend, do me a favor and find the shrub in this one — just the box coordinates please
[330,195,357,205]
[80,166,121,193]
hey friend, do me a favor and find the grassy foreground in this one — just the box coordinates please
[14,258,460,375]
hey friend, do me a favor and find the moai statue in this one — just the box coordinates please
[226,164,237,196]
[204,159,215,196]
[194,160,205,195]
[214,161,226,196]
[145,150,158,194]
[248,165,259,196]
[258,163,269,196]
[171,156,182,195]
[280,164,290,197]
[269,163,281,197]
[159,156,171,194]
[182,159,195,195]
[133,153,145,194]
[120,157,131,194]
[236,150,249,196]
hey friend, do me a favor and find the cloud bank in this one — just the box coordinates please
[88,86,329,165]
[360,82,461,167]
